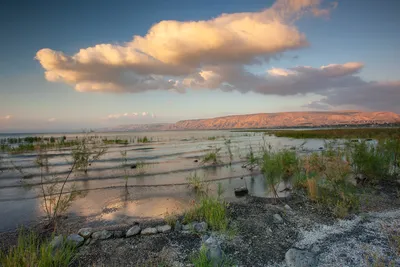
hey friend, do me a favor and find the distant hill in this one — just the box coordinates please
[100,111,400,131]
[99,123,172,132]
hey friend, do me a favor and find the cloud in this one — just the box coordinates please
[106,112,154,120]
[305,81,400,112]
[36,0,335,93]
[0,115,11,120]
[47,118,56,122]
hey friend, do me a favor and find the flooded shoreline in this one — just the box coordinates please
[0,130,324,232]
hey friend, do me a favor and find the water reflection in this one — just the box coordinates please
[0,130,324,229]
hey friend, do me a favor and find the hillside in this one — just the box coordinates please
[172,111,400,130]
[101,111,400,131]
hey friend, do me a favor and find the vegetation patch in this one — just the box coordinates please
[255,128,400,139]
[0,230,76,267]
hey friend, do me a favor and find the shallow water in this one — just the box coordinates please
[0,130,326,231]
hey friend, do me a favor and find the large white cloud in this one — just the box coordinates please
[36,0,336,93]
[35,0,400,112]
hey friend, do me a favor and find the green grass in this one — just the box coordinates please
[103,139,129,145]
[0,230,76,267]
[256,128,400,139]
[190,244,234,267]
[184,196,228,231]
[137,136,150,143]
[202,148,222,165]
[187,172,209,195]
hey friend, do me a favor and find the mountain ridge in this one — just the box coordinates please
[100,111,400,131]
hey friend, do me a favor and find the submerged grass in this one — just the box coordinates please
[0,230,76,267]
[202,148,222,165]
[187,172,209,195]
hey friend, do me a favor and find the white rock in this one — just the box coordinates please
[92,230,112,240]
[78,228,93,239]
[273,214,284,224]
[141,227,157,235]
[285,248,315,267]
[126,225,141,237]
[157,225,172,233]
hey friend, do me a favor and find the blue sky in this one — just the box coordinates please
[0,0,399,132]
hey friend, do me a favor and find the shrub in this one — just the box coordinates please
[0,229,76,267]
[72,136,107,174]
[202,148,222,165]
[347,140,392,183]
[299,147,359,218]
[187,172,209,195]
[184,196,228,231]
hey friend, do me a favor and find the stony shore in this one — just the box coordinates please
[1,185,400,267]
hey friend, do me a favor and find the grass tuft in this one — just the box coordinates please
[184,196,228,231]
[0,230,76,267]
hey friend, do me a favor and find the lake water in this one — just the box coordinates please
[0,130,326,231]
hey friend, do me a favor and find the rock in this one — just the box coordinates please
[126,225,141,237]
[194,222,208,233]
[285,248,316,267]
[50,235,64,251]
[194,159,199,163]
[273,214,284,224]
[113,230,125,238]
[204,236,223,265]
[78,227,93,239]
[141,227,157,235]
[66,234,84,247]
[157,225,172,233]
[318,147,324,150]
[182,224,192,231]
[174,221,182,231]
[131,164,137,169]
[84,238,92,246]
[202,235,210,242]
[92,230,112,240]
[284,204,292,211]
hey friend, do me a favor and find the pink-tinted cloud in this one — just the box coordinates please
[105,112,154,120]
[0,115,11,120]
[36,0,334,93]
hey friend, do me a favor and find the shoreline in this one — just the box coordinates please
[1,183,400,266]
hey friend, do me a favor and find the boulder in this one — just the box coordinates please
[92,230,112,240]
[126,225,141,237]
[50,235,64,251]
[273,214,284,224]
[78,228,93,239]
[284,204,292,211]
[174,221,182,231]
[157,225,172,233]
[141,227,157,235]
[66,234,84,247]
[113,230,125,238]
[285,248,316,267]
[182,224,192,231]
[204,236,223,265]
[194,222,208,233]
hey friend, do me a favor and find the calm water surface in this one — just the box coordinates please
[0,130,326,231]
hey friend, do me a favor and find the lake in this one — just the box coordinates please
[0,130,326,231]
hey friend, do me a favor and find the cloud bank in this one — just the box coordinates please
[105,112,155,120]
[36,0,400,112]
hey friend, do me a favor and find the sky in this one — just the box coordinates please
[0,0,399,132]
